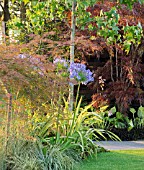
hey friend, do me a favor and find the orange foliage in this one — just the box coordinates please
[64,10,72,26]
[86,0,144,28]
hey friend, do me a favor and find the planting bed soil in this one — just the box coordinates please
[109,128,144,141]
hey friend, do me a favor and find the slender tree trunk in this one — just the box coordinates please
[2,0,10,42]
[5,93,12,149]
[0,79,12,154]
[115,47,118,80]
[110,55,114,82]
[69,0,77,111]
[20,1,26,22]
[20,1,28,42]
[3,0,10,21]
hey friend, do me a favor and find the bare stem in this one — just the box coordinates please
[116,47,119,80]
[110,55,114,82]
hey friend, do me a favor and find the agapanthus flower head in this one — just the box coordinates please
[53,58,68,68]
[69,63,94,85]
[53,58,69,77]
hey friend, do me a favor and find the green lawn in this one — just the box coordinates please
[76,150,144,170]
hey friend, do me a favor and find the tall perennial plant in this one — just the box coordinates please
[53,58,94,107]
[53,58,94,83]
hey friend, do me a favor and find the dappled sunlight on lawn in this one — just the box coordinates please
[114,149,144,156]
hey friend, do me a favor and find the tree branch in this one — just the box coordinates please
[0,2,5,12]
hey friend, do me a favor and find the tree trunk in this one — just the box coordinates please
[69,0,77,112]
[2,0,10,42]
[0,79,12,154]
[20,1,26,22]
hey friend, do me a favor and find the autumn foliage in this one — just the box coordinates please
[0,0,144,115]
[74,1,144,114]
[0,33,69,113]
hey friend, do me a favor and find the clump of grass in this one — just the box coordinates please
[1,137,77,170]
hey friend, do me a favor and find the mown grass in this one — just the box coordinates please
[76,150,144,170]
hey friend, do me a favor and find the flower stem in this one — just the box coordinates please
[75,82,80,108]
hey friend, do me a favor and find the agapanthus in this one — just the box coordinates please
[53,58,69,77]
[69,63,94,85]
[53,58,68,68]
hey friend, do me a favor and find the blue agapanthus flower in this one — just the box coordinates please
[69,63,94,85]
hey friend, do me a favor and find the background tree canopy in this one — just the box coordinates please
[0,0,144,113]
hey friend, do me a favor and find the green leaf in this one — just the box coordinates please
[116,112,123,119]
[137,106,144,118]
[110,107,116,114]
[128,119,134,131]
[23,0,30,4]
[100,105,109,112]
[130,108,136,114]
